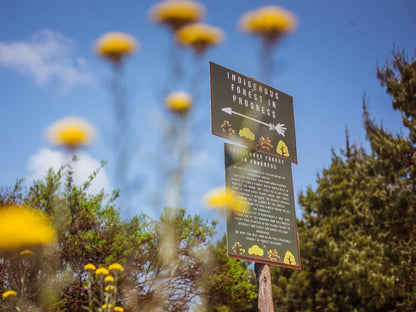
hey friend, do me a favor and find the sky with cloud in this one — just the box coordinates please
[0,0,415,224]
[0,30,94,90]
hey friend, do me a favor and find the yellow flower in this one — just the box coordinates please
[204,187,249,213]
[165,91,192,115]
[150,0,204,31]
[101,304,113,309]
[95,32,138,64]
[20,249,33,256]
[84,263,97,272]
[114,307,124,312]
[240,6,297,42]
[108,263,124,272]
[0,205,56,250]
[2,290,17,300]
[105,285,115,292]
[104,275,114,283]
[46,116,96,149]
[95,267,110,276]
[175,23,224,54]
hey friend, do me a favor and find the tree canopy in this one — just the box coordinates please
[271,48,416,311]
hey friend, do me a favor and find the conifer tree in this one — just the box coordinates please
[271,48,416,311]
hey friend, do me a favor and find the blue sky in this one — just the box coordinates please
[0,0,415,225]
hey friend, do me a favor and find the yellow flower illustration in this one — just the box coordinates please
[95,267,110,276]
[2,290,17,300]
[240,6,297,42]
[84,263,97,272]
[175,23,224,54]
[95,32,138,63]
[46,116,96,149]
[165,91,192,115]
[104,275,114,283]
[108,263,124,272]
[150,0,204,31]
[205,187,249,213]
[0,205,56,250]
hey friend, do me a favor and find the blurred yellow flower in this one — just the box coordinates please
[46,116,96,149]
[95,267,110,276]
[20,249,33,256]
[204,187,249,213]
[150,0,204,31]
[104,275,114,283]
[84,263,97,272]
[96,32,138,63]
[2,290,17,300]
[102,304,113,309]
[114,307,124,312]
[0,205,56,250]
[105,285,115,292]
[108,263,124,272]
[165,91,192,115]
[240,6,297,42]
[175,23,224,54]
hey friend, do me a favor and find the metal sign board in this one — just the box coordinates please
[224,143,301,269]
[210,62,297,164]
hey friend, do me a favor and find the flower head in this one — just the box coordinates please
[105,285,115,292]
[108,263,124,273]
[0,205,56,250]
[175,23,224,54]
[96,32,138,64]
[20,249,33,256]
[84,263,97,272]
[95,267,110,276]
[46,116,96,149]
[104,275,114,283]
[240,6,297,43]
[150,0,204,31]
[165,91,192,115]
[204,187,249,213]
[2,290,17,300]
[114,307,124,312]
[102,304,113,309]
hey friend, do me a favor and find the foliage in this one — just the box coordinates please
[203,236,257,312]
[271,48,416,311]
[0,158,218,312]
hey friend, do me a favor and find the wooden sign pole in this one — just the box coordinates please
[255,263,274,312]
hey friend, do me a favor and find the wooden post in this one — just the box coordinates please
[255,262,274,312]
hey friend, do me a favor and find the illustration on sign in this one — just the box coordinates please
[210,62,297,164]
[224,143,301,269]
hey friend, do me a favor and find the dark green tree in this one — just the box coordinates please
[202,235,257,312]
[271,48,416,311]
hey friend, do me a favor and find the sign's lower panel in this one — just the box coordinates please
[225,143,301,269]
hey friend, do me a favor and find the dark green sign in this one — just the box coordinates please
[225,143,301,269]
[210,62,297,164]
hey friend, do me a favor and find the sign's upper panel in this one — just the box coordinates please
[210,62,297,164]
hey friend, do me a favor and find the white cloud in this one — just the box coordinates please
[27,147,112,195]
[0,29,93,90]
